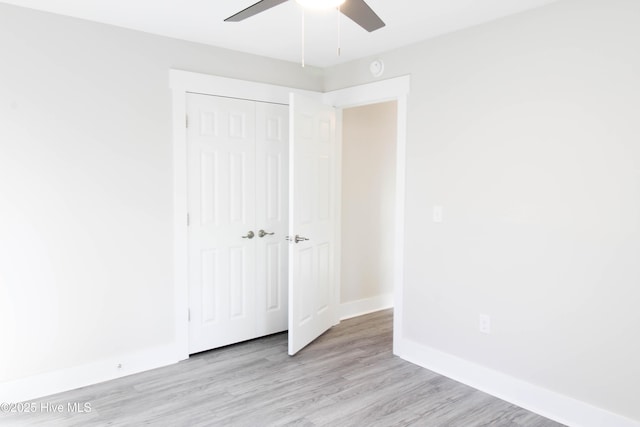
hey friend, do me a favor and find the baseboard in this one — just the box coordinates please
[0,343,182,403]
[395,338,640,427]
[339,293,394,320]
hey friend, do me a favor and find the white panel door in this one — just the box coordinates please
[187,93,257,354]
[255,102,289,336]
[288,93,337,356]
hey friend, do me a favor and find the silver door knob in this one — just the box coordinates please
[242,231,255,239]
[286,234,309,244]
[258,229,275,238]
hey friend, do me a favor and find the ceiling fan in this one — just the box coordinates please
[224,0,385,32]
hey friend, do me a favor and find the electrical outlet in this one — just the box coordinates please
[479,314,491,334]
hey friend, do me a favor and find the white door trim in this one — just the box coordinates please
[324,75,411,355]
[170,70,320,359]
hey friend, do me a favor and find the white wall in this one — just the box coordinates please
[341,102,397,308]
[3,0,640,424]
[0,2,322,388]
[327,0,640,423]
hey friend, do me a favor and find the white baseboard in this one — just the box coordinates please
[395,338,640,427]
[340,293,394,320]
[0,343,182,403]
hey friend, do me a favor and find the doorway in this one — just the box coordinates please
[340,101,398,319]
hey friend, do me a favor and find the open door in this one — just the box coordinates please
[288,93,338,356]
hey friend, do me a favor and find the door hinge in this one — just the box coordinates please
[187,213,190,226]
[185,115,189,128]
[188,308,191,322]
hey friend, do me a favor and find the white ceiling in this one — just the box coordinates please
[1,0,559,67]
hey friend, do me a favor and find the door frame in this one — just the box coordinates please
[170,69,410,359]
[323,77,410,354]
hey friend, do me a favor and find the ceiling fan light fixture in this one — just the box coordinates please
[295,0,346,10]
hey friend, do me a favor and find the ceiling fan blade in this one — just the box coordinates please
[340,0,385,32]
[224,0,289,22]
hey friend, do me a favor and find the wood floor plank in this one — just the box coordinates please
[0,309,565,426]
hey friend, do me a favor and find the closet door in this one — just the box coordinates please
[187,93,257,354]
[255,102,289,336]
[288,93,337,356]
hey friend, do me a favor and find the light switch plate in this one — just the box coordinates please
[433,206,443,223]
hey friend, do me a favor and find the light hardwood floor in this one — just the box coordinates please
[1,310,563,426]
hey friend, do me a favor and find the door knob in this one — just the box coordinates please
[258,229,275,238]
[286,234,309,244]
[242,231,255,239]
